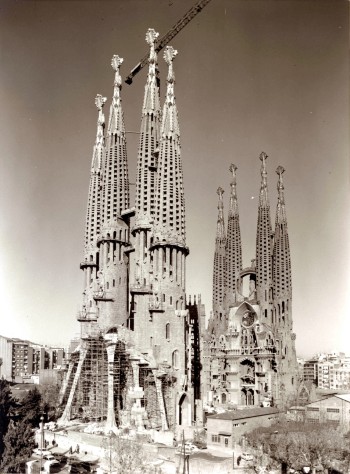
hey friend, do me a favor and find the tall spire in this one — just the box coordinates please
[212,187,226,327]
[273,166,292,300]
[142,28,161,116]
[103,55,129,224]
[259,151,269,207]
[275,165,287,225]
[154,46,184,245]
[161,46,180,140]
[107,55,124,136]
[84,94,106,255]
[134,29,161,229]
[256,152,272,322]
[225,164,242,304]
[216,187,225,243]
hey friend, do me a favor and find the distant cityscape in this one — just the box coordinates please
[1,332,349,394]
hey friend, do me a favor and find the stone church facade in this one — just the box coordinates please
[206,156,299,409]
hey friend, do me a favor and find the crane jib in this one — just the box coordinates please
[125,0,212,85]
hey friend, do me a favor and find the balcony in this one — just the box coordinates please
[77,310,98,322]
[241,375,255,386]
[93,291,114,302]
[79,260,98,270]
[148,301,164,312]
[130,284,152,294]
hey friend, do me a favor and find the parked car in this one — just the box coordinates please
[193,440,207,449]
[33,448,51,457]
[176,442,197,455]
[241,452,254,462]
[43,454,57,461]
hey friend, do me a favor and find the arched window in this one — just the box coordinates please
[172,350,179,369]
[166,323,170,340]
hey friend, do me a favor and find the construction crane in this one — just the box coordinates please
[125,0,212,85]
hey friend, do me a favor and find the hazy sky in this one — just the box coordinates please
[0,0,348,358]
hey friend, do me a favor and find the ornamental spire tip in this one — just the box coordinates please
[111,55,123,71]
[217,186,224,198]
[260,151,268,162]
[146,28,159,46]
[276,165,285,176]
[95,94,107,111]
[164,45,178,65]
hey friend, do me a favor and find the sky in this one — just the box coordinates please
[0,0,348,359]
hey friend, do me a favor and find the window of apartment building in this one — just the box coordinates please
[306,407,319,411]
[211,435,220,443]
[326,408,340,413]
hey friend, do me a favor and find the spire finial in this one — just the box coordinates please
[107,55,125,136]
[95,94,107,112]
[276,165,285,178]
[259,151,269,206]
[260,151,268,171]
[228,164,239,216]
[111,55,123,88]
[146,28,159,63]
[142,28,161,116]
[229,163,238,182]
[217,186,224,202]
[276,165,286,222]
[216,187,225,241]
[92,94,107,170]
[164,46,177,82]
[161,46,179,137]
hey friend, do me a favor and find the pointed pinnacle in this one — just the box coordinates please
[146,28,159,46]
[217,186,224,199]
[229,163,237,183]
[95,94,107,111]
[260,151,268,170]
[164,46,177,83]
[229,164,239,216]
[276,165,285,177]
[111,55,123,88]
[146,28,159,65]
[276,165,285,209]
[164,45,178,65]
[111,55,123,71]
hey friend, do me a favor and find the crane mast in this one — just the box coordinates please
[125,0,212,85]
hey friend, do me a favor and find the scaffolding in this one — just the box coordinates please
[59,335,133,425]
[140,368,162,429]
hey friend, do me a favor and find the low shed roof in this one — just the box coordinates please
[208,407,280,421]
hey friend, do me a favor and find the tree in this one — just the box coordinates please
[0,379,15,463]
[20,386,43,428]
[246,421,350,473]
[39,381,61,421]
[0,419,35,473]
[101,434,160,474]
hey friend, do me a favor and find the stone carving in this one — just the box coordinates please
[146,28,159,60]
[95,94,107,112]
[163,46,178,76]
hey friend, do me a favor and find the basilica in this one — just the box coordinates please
[58,28,298,439]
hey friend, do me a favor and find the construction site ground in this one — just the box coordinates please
[37,425,258,474]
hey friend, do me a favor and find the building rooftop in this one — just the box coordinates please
[207,407,280,421]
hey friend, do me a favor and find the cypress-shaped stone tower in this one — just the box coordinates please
[225,164,242,307]
[209,187,226,335]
